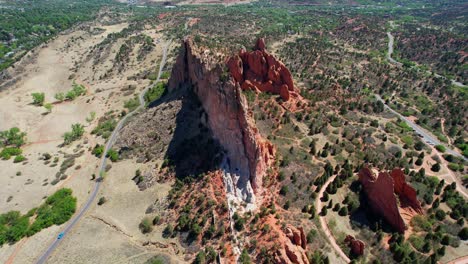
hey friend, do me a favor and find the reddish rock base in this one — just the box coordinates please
[344,235,365,256]
[227,38,298,102]
[256,215,309,264]
[358,167,423,233]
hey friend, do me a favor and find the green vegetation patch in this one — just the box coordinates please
[63,124,85,145]
[0,127,27,161]
[124,97,140,112]
[0,188,76,245]
[144,82,167,105]
[92,119,117,140]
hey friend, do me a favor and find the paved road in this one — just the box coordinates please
[386,31,402,66]
[35,40,170,264]
[382,30,468,199]
[316,175,350,264]
[382,30,466,161]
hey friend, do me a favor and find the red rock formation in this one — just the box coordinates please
[227,38,298,101]
[344,235,365,256]
[390,168,423,214]
[255,216,308,264]
[358,167,423,233]
[168,38,276,197]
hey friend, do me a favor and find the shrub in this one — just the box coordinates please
[152,215,161,225]
[441,235,451,245]
[0,127,27,147]
[435,145,446,153]
[163,224,174,238]
[97,197,107,205]
[63,124,84,145]
[124,97,139,112]
[431,163,441,172]
[92,119,117,139]
[458,227,468,240]
[92,144,104,158]
[239,248,251,264]
[279,185,288,195]
[338,206,348,216]
[144,82,166,104]
[1,147,22,160]
[139,218,152,234]
[31,92,45,106]
[54,92,65,102]
[13,155,26,163]
[107,149,119,162]
[234,217,245,231]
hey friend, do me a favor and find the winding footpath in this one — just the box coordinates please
[316,175,350,264]
[34,40,171,264]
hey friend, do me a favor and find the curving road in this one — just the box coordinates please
[35,40,170,264]
[383,29,466,161]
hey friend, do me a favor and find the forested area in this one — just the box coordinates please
[0,0,116,71]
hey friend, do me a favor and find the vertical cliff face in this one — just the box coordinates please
[168,38,276,201]
[358,167,423,233]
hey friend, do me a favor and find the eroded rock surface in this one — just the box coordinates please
[358,167,423,233]
[168,37,276,201]
[227,38,298,102]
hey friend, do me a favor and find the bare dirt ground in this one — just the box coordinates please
[46,159,185,264]
[0,15,180,263]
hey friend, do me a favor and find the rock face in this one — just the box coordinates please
[344,235,365,256]
[226,38,297,101]
[168,38,276,200]
[280,225,308,264]
[358,167,423,233]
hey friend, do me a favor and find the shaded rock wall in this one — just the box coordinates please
[358,167,423,233]
[168,38,276,199]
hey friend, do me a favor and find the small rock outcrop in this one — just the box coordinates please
[227,38,298,102]
[168,37,276,200]
[344,235,365,256]
[280,225,308,264]
[358,167,423,233]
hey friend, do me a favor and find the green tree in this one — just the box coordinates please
[63,123,84,145]
[31,92,45,106]
[431,163,441,172]
[458,227,468,240]
[240,248,251,264]
[107,149,119,162]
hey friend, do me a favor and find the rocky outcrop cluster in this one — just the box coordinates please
[358,167,423,233]
[227,38,297,101]
[282,225,308,264]
[168,37,276,200]
[344,235,365,256]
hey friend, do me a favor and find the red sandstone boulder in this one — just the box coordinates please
[358,167,423,233]
[227,38,296,101]
[345,235,365,256]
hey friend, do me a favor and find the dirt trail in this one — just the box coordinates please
[316,175,350,263]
